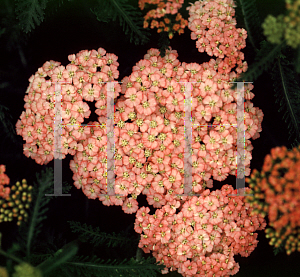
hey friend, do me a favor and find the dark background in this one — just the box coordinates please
[0,0,299,276]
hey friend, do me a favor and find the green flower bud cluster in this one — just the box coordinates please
[262,0,300,48]
[246,170,269,218]
[262,15,286,45]
[0,179,32,226]
[265,227,300,254]
[12,263,42,277]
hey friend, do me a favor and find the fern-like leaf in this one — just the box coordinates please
[17,167,54,259]
[295,46,300,74]
[270,55,300,148]
[0,104,18,144]
[45,181,72,197]
[68,221,138,248]
[37,240,78,275]
[273,242,285,256]
[236,0,263,51]
[15,0,48,33]
[91,0,150,45]
[48,255,164,277]
[232,40,284,87]
[0,27,5,37]
[158,32,170,58]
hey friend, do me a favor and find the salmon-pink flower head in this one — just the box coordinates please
[16,47,120,166]
[133,185,265,276]
[17,31,264,277]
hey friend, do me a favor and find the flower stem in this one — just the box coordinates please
[0,248,24,264]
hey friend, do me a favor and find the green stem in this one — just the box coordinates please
[0,248,24,264]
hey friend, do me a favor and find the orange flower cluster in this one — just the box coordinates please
[246,145,300,255]
[139,0,188,39]
[0,179,32,225]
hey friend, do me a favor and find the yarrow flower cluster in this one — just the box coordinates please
[15,49,263,215]
[0,165,10,200]
[134,185,266,277]
[246,145,300,255]
[187,0,248,74]
[15,47,119,165]
[139,0,188,39]
[14,0,267,275]
[67,46,263,215]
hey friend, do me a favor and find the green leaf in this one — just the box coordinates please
[236,0,263,52]
[270,55,300,148]
[295,46,300,74]
[273,243,285,256]
[37,241,78,275]
[158,32,170,58]
[0,104,18,144]
[45,181,72,197]
[0,27,5,37]
[15,0,48,33]
[68,221,138,248]
[49,255,164,277]
[91,0,150,45]
[232,40,284,87]
[17,168,54,259]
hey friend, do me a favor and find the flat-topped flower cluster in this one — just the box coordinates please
[66,46,263,215]
[187,0,248,73]
[135,185,266,276]
[14,0,267,275]
[139,0,188,39]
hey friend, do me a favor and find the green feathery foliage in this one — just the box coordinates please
[17,167,54,259]
[236,0,263,51]
[270,55,300,148]
[47,255,164,277]
[91,0,150,45]
[233,40,284,86]
[15,0,48,33]
[158,32,170,58]
[36,241,78,275]
[69,221,138,248]
[273,241,285,256]
[0,104,18,144]
[0,27,5,37]
[47,181,72,197]
[296,46,300,73]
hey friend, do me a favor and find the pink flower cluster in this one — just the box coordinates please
[66,46,263,214]
[15,48,120,165]
[14,0,267,274]
[187,0,248,74]
[0,165,10,200]
[134,185,266,277]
